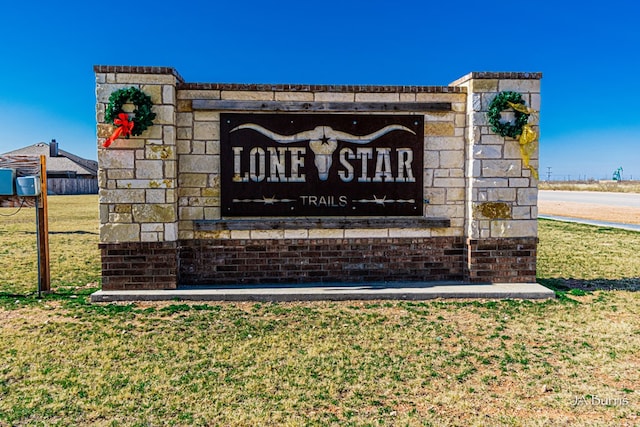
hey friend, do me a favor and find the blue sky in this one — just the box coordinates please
[1,0,639,180]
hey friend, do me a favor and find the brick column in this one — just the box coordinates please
[95,66,181,289]
[452,72,542,283]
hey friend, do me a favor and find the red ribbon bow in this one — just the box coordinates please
[103,113,134,148]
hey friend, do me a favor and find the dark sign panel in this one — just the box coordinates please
[220,113,424,217]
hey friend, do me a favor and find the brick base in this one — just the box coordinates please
[179,237,465,285]
[98,237,538,290]
[464,237,537,283]
[100,242,178,290]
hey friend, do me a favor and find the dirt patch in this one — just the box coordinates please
[538,201,640,225]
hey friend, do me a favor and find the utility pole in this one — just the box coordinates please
[546,167,552,181]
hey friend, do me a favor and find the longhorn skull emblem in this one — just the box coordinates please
[230,123,416,180]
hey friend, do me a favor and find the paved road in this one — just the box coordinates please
[538,190,640,208]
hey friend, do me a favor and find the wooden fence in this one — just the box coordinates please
[47,178,98,195]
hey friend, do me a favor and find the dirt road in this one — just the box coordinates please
[538,190,640,225]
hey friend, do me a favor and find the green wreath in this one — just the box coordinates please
[104,87,156,136]
[487,91,530,139]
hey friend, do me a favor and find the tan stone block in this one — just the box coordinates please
[194,111,220,121]
[388,228,431,238]
[399,93,416,102]
[425,122,455,136]
[95,84,131,103]
[115,74,177,85]
[473,145,502,159]
[163,126,176,146]
[206,141,220,155]
[107,169,135,180]
[141,223,164,232]
[101,189,145,204]
[164,162,177,181]
[508,178,530,188]
[179,206,204,220]
[141,84,162,104]
[188,197,219,207]
[452,102,466,113]
[162,85,175,105]
[512,206,532,220]
[180,155,218,173]
[284,229,309,239]
[133,204,176,223]
[425,188,446,205]
[221,91,274,101]
[309,229,345,238]
[191,140,206,154]
[498,80,540,93]
[344,229,389,238]
[112,204,131,214]
[202,186,220,197]
[100,223,140,243]
[99,150,135,169]
[517,188,537,205]
[176,127,193,140]
[178,188,201,197]
[152,105,175,125]
[430,228,462,237]
[425,136,464,151]
[440,150,464,169]
[487,188,516,202]
[109,212,132,223]
[433,177,465,188]
[251,230,285,239]
[135,160,164,179]
[177,99,193,112]
[355,93,400,103]
[313,92,354,102]
[146,189,166,204]
[194,121,220,140]
[275,92,314,101]
[179,173,208,187]
[176,139,191,154]
[196,230,231,239]
[176,113,193,127]
[231,230,251,239]
[166,189,176,204]
[204,207,221,219]
[141,232,159,242]
[446,187,465,202]
[481,160,523,178]
[146,145,174,160]
[490,219,537,238]
[471,79,498,92]
[177,89,221,100]
[99,204,109,223]
[416,93,466,103]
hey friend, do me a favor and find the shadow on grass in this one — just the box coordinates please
[539,277,640,293]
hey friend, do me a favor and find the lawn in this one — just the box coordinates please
[0,196,638,426]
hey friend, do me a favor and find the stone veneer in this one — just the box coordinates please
[95,66,541,290]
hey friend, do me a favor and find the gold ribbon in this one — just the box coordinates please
[508,101,539,179]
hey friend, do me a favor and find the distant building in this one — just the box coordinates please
[1,140,98,194]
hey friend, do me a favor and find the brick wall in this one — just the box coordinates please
[464,237,537,283]
[179,237,465,285]
[100,242,178,290]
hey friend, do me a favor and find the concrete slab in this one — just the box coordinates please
[90,281,555,302]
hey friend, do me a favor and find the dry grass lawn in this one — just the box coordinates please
[0,195,639,426]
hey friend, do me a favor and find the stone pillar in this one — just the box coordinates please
[95,66,181,289]
[452,72,542,283]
